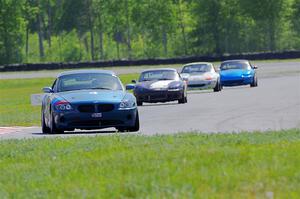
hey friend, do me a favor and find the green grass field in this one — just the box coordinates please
[0,129,299,198]
[0,74,139,126]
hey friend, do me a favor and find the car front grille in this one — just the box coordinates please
[138,94,166,101]
[188,84,206,87]
[98,104,114,112]
[78,105,95,113]
[69,120,124,127]
[138,92,181,101]
[167,93,181,99]
[78,104,115,113]
[223,80,244,85]
[150,94,166,100]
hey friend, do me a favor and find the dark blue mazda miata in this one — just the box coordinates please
[41,70,139,134]
[126,68,187,106]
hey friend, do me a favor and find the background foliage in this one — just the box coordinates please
[0,0,299,65]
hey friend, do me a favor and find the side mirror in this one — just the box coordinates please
[180,73,189,81]
[131,80,137,84]
[126,84,135,90]
[253,65,258,69]
[43,87,53,93]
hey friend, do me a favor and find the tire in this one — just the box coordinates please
[117,111,140,132]
[178,90,187,104]
[250,75,258,87]
[184,96,188,103]
[41,112,50,134]
[50,113,64,134]
[213,80,222,92]
[184,88,188,103]
[137,101,143,106]
[128,111,140,132]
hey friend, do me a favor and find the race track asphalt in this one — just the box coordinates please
[0,61,299,139]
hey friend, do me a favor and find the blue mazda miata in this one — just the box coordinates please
[41,70,139,134]
[220,60,258,87]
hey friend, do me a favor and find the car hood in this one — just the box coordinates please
[136,80,178,90]
[220,69,250,77]
[57,90,125,103]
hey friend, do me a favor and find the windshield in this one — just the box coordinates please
[182,64,211,73]
[139,70,178,82]
[56,73,123,92]
[220,61,250,70]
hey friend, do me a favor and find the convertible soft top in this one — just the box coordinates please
[221,59,249,63]
[57,70,115,78]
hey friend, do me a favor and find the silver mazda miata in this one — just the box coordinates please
[180,62,222,92]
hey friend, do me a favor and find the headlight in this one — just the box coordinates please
[54,101,73,111]
[168,83,181,90]
[119,99,136,110]
[168,88,180,91]
[242,74,251,77]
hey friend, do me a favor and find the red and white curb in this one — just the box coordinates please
[0,127,37,135]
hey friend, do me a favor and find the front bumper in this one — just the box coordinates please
[221,76,253,86]
[187,80,217,89]
[135,89,184,103]
[53,108,137,130]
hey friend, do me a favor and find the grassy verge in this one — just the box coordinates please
[0,74,139,126]
[0,129,299,198]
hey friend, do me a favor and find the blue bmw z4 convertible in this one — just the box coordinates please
[220,60,258,87]
[41,70,139,134]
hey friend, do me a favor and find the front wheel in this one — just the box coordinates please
[117,111,140,132]
[41,112,50,134]
[250,75,258,87]
[213,80,222,92]
[178,91,187,104]
[137,101,143,106]
[50,114,64,134]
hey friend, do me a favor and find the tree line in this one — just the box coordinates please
[0,0,299,65]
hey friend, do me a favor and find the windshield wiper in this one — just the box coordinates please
[90,87,112,90]
[60,88,86,92]
[158,78,173,80]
